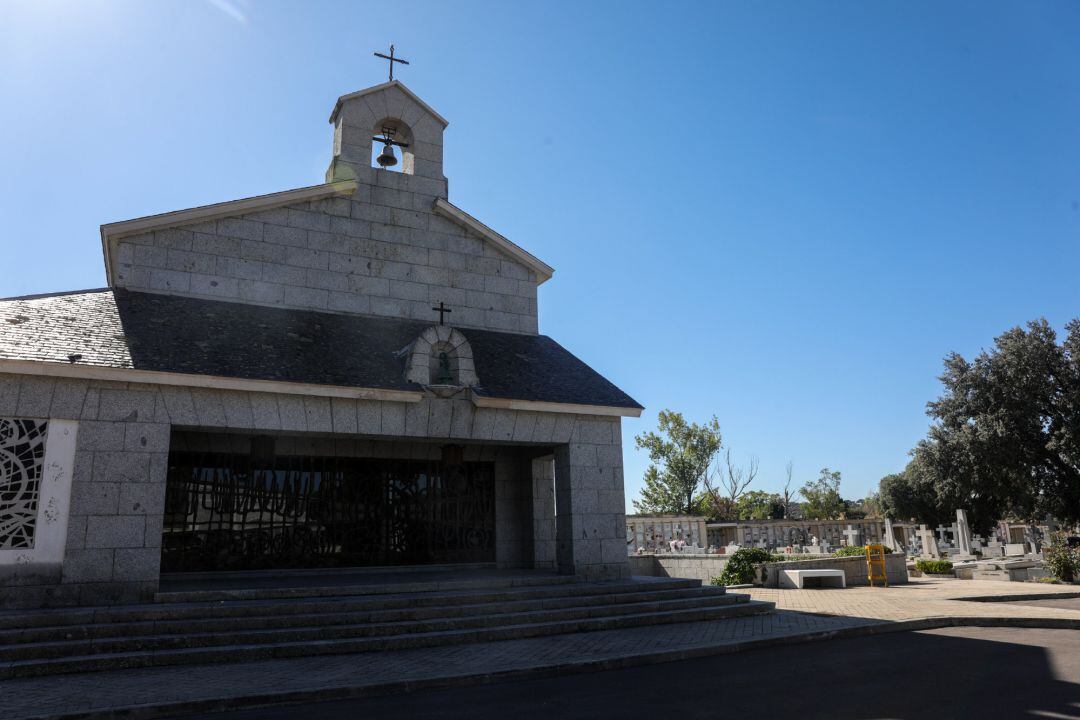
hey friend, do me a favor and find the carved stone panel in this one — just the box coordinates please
[0,419,48,550]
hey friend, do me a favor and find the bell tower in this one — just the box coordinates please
[326,80,449,195]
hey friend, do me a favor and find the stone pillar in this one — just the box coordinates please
[530,455,556,570]
[553,417,630,580]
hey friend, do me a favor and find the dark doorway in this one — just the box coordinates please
[161,448,496,572]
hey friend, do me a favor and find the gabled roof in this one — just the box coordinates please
[328,80,450,127]
[0,289,642,414]
[99,181,358,286]
[434,198,555,284]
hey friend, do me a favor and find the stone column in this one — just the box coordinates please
[553,417,630,580]
[529,455,556,570]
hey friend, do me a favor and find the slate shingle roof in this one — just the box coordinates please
[0,289,642,410]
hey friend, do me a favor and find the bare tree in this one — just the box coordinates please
[702,448,759,518]
[781,460,795,519]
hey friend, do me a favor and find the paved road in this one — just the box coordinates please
[182,627,1080,720]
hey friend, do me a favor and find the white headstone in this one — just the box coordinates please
[843,525,861,547]
[954,509,974,559]
[918,524,940,559]
[883,518,899,552]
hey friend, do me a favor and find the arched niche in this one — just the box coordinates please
[405,325,479,389]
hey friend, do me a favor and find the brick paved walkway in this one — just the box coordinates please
[742,576,1080,623]
[5,577,1080,720]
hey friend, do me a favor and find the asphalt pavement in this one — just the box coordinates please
[180,627,1080,720]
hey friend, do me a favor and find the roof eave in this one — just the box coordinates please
[433,198,555,285]
[328,80,450,128]
[470,391,642,418]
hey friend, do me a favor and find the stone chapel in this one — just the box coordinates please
[0,79,642,607]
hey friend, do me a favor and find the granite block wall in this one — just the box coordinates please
[111,166,539,334]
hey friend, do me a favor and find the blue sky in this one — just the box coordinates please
[2,1,1078,509]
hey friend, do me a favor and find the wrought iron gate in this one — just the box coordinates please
[161,452,495,572]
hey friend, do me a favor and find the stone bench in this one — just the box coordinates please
[779,569,846,589]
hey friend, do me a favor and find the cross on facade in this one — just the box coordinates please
[374,44,409,81]
[432,301,452,325]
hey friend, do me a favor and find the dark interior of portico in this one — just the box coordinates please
[160,430,557,576]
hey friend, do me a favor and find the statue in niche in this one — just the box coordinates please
[435,351,454,384]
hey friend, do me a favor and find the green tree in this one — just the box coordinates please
[885,318,1080,531]
[633,411,723,515]
[842,491,882,520]
[800,468,844,520]
[878,457,953,528]
[734,490,784,520]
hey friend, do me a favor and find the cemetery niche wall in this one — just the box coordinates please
[0,79,643,608]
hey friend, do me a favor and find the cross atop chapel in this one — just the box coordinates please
[374,44,409,81]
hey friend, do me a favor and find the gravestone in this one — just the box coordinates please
[843,525,861,547]
[883,518,899,552]
[1025,526,1041,556]
[953,509,975,561]
[918,524,940,560]
[1004,543,1026,557]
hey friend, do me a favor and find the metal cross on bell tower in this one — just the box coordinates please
[374,44,409,81]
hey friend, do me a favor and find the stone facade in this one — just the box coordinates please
[0,372,629,607]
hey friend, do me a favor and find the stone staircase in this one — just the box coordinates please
[0,575,772,678]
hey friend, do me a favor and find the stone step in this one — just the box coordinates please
[0,578,706,631]
[153,571,585,603]
[0,592,747,661]
[0,599,773,679]
[0,585,717,645]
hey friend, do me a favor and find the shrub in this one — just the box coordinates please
[834,545,893,557]
[714,548,774,586]
[1044,532,1080,583]
[914,559,953,575]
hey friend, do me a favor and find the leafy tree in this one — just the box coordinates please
[633,411,723,515]
[734,490,784,520]
[843,492,882,520]
[878,457,954,528]
[800,468,844,519]
[883,318,1080,531]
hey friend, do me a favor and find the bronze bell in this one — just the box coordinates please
[376,142,397,168]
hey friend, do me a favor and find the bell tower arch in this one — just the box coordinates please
[326,80,448,191]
